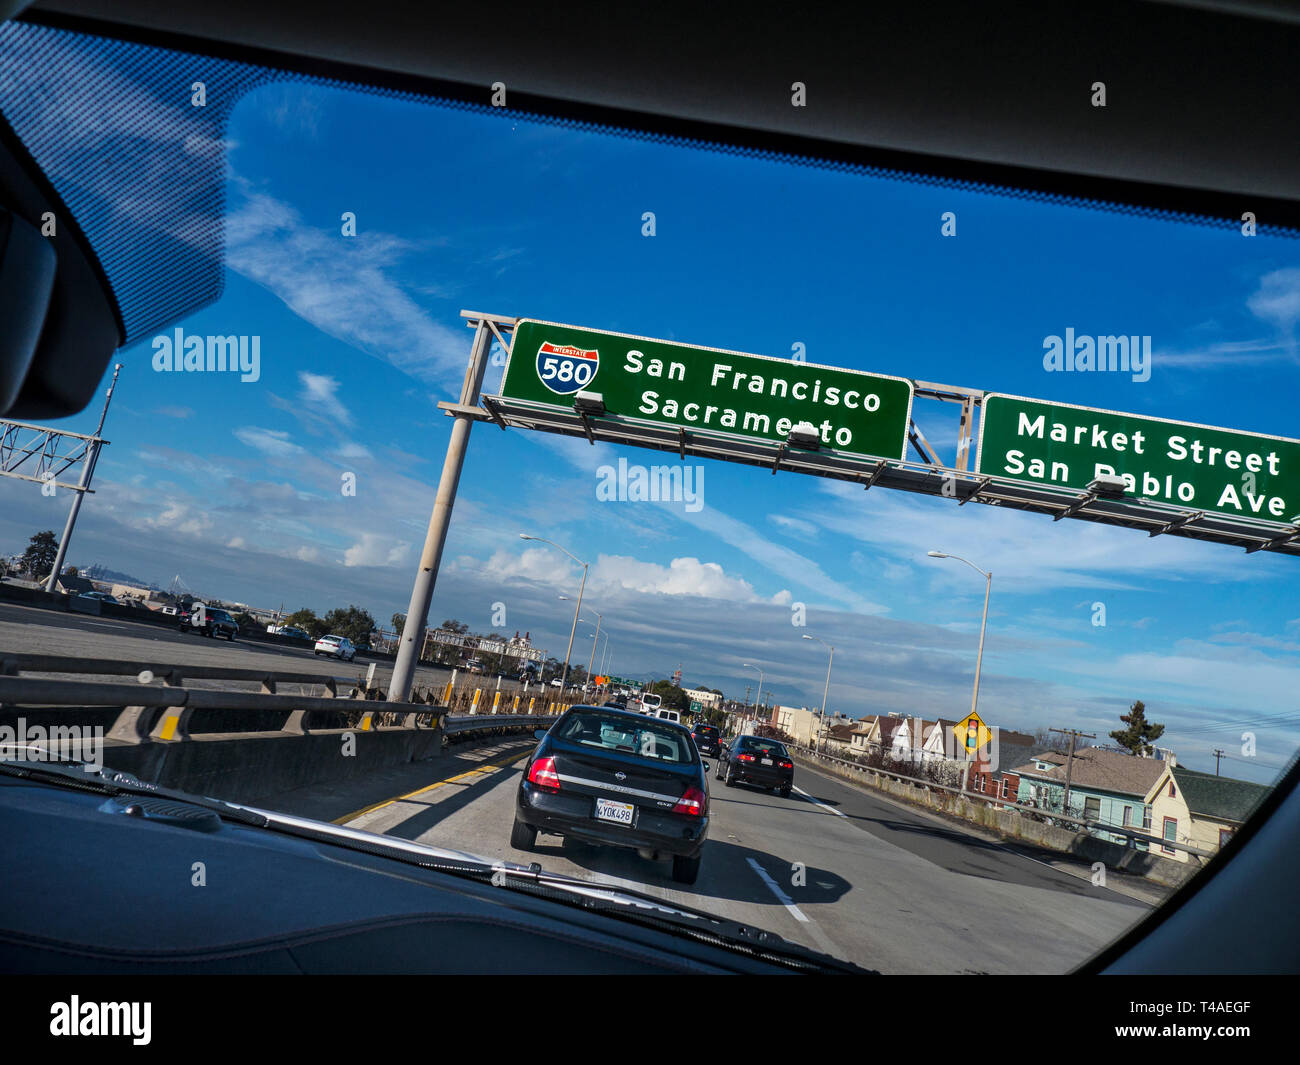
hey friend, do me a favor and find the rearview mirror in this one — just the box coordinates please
[0,207,56,413]
[533,729,548,740]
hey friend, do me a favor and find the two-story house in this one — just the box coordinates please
[1144,765,1271,862]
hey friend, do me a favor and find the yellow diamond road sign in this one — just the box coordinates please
[954,711,992,756]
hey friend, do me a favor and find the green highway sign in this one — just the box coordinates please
[500,319,914,460]
[977,393,1300,524]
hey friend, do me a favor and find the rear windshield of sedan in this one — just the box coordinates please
[693,726,719,737]
[736,737,788,758]
[555,711,695,764]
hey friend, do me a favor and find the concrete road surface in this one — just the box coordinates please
[328,739,1154,974]
[1,601,460,694]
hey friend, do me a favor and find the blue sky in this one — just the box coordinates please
[4,76,1300,784]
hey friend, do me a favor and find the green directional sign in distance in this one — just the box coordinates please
[977,393,1300,525]
[500,320,914,461]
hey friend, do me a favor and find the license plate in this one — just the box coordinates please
[594,798,634,825]
[761,758,773,766]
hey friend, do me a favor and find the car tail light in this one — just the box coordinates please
[673,785,707,817]
[737,752,756,762]
[779,759,793,769]
[527,756,560,790]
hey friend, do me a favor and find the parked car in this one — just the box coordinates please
[178,604,239,640]
[549,678,563,689]
[465,658,485,674]
[511,705,709,884]
[691,723,722,757]
[314,634,356,661]
[716,734,794,797]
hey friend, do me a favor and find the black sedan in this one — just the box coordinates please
[690,723,722,757]
[512,705,710,884]
[178,604,239,640]
[716,735,794,797]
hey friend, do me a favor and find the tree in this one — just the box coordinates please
[322,604,376,645]
[283,608,326,638]
[22,530,58,580]
[391,612,407,634]
[440,619,469,634]
[649,680,689,710]
[1110,700,1165,756]
[233,611,255,630]
[64,565,79,578]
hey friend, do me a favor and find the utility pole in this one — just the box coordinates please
[1213,749,1225,776]
[1051,728,1096,815]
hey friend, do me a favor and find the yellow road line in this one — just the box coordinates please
[333,749,531,825]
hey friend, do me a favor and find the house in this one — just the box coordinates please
[1144,765,1271,863]
[968,734,1052,802]
[822,722,856,752]
[1013,746,1170,847]
[848,716,877,755]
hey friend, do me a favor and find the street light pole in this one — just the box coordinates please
[526,535,588,695]
[803,634,834,753]
[927,551,992,719]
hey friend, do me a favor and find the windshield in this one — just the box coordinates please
[0,18,1292,978]
[737,738,788,758]
[556,711,695,764]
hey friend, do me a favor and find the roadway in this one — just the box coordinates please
[0,601,537,696]
[1,602,1158,973]
[321,739,1156,974]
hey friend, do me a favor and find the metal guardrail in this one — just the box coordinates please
[443,714,553,735]
[788,742,1216,859]
[0,651,354,696]
[0,663,557,747]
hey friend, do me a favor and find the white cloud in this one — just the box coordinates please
[298,371,354,428]
[342,534,410,568]
[769,513,818,538]
[592,555,759,601]
[1248,267,1300,343]
[234,427,303,457]
[224,186,468,384]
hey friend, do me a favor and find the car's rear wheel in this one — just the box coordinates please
[671,854,701,885]
[724,766,736,787]
[510,817,537,851]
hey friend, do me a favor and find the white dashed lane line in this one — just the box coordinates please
[745,857,809,922]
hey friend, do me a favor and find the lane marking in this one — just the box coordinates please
[335,748,531,824]
[793,785,846,818]
[745,857,809,922]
